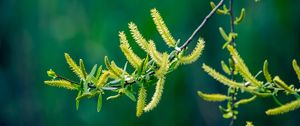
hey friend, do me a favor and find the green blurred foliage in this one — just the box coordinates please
[0,0,300,125]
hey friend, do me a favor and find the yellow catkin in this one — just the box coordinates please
[119,31,142,69]
[144,77,165,112]
[197,91,228,102]
[155,53,169,78]
[266,99,300,115]
[96,72,110,88]
[128,22,149,51]
[64,53,85,79]
[273,76,294,93]
[179,38,205,64]
[148,40,163,65]
[227,45,262,87]
[110,61,127,78]
[234,96,257,107]
[263,60,272,83]
[245,121,254,126]
[150,8,176,47]
[234,8,245,25]
[202,64,272,97]
[292,59,300,81]
[44,80,78,90]
[136,87,147,117]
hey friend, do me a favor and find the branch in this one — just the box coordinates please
[179,0,225,50]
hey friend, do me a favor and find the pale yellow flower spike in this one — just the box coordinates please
[128,22,149,51]
[179,38,205,64]
[144,77,165,112]
[148,40,163,65]
[64,53,85,80]
[273,76,294,94]
[155,53,169,78]
[136,87,147,117]
[292,59,300,82]
[245,121,254,126]
[227,45,262,87]
[197,91,228,102]
[266,99,300,115]
[119,31,142,69]
[44,80,78,90]
[202,64,272,97]
[151,8,176,48]
[96,72,110,88]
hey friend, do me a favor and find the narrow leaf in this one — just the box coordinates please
[97,93,102,112]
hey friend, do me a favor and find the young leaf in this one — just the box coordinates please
[266,99,300,115]
[136,87,147,117]
[144,77,165,112]
[124,89,136,102]
[273,76,294,94]
[64,53,85,80]
[97,93,102,112]
[128,22,149,51]
[221,60,231,75]
[179,38,205,64]
[292,59,300,82]
[47,69,57,79]
[151,8,176,47]
[44,80,79,90]
[197,91,229,102]
[263,60,272,83]
[76,90,82,110]
[95,66,102,79]
[119,31,142,69]
[79,59,87,79]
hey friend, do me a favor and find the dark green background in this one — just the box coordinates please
[1,0,300,125]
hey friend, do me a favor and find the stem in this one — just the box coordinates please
[179,0,225,50]
[228,0,236,126]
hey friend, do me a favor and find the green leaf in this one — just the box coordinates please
[47,69,57,79]
[125,89,136,102]
[95,66,102,79]
[221,60,231,75]
[80,59,87,79]
[76,90,82,110]
[97,93,102,112]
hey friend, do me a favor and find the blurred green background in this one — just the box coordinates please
[1,0,300,125]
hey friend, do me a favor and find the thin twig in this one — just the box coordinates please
[179,0,225,50]
[228,0,236,126]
